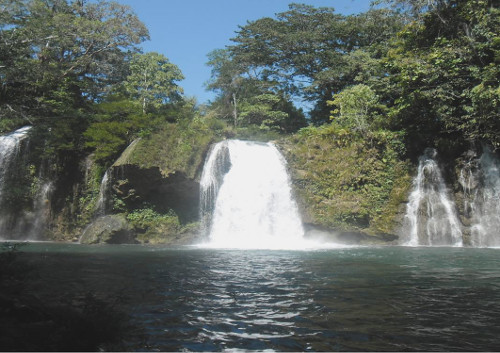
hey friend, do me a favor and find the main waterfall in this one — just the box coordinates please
[200,140,305,249]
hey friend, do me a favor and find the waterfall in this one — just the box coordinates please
[469,147,500,247]
[0,126,32,205]
[458,155,479,222]
[0,126,57,240]
[402,148,463,246]
[199,141,231,236]
[0,126,32,238]
[27,181,53,239]
[199,140,305,249]
[95,169,111,217]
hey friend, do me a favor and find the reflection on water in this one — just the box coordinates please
[16,244,500,351]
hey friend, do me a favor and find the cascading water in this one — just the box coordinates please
[95,169,111,217]
[0,126,56,240]
[458,152,480,223]
[199,141,231,236]
[200,140,305,249]
[469,147,500,247]
[0,126,32,205]
[27,181,53,239]
[402,148,463,246]
[0,126,32,238]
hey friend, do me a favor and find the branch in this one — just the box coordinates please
[5,104,34,124]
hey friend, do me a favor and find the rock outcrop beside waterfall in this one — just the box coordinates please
[80,124,218,244]
[280,131,500,247]
[80,214,134,244]
[278,128,412,244]
[0,122,220,243]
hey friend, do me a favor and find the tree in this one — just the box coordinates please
[227,4,404,123]
[0,0,149,125]
[206,48,306,132]
[205,48,246,127]
[124,52,184,114]
[328,84,380,133]
[239,93,306,132]
[383,0,500,151]
[84,96,146,163]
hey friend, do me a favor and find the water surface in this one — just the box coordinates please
[17,243,500,351]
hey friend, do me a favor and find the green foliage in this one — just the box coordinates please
[124,52,184,114]
[383,0,500,152]
[206,48,307,131]
[327,84,383,133]
[0,0,149,123]
[284,125,411,234]
[224,5,404,122]
[233,126,282,142]
[238,93,307,132]
[126,207,197,244]
[83,97,147,163]
[126,207,179,230]
[124,112,227,178]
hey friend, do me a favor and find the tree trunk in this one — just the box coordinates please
[232,92,238,127]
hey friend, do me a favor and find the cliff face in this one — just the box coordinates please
[279,130,500,246]
[82,123,218,244]
[5,121,497,246]
[0,121,219,244]
[277,127,413,243]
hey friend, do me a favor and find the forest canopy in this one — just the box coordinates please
[206,0,500,155]
[1,0,499,164]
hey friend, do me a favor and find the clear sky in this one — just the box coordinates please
[115,0,374,104]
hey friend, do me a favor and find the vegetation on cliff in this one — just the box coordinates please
[281,125,412,236]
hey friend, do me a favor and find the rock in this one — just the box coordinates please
[111,165,200,223]
[80,215,135,244]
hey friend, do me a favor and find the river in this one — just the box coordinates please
[13,243,500,351]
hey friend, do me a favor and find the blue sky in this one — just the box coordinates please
[116,0,374,104]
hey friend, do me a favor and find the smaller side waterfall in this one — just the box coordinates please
[402,148,463,246]
[469,147,500,247]
[27,181,53,239]
[0,126,32,203]
[95,169,111,217]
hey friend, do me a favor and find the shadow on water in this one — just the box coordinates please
[3,243,500,351]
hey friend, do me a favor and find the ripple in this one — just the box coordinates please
[16,244,500,351]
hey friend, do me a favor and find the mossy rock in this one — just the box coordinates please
[278,126,412,239]
[80,215,135,244]
[115,123,216,179]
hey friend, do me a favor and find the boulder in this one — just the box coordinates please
[80,215,135,244]
[111,165,200,223]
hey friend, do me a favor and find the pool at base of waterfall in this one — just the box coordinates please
[7,242,500,351]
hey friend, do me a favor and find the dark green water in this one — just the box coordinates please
[12,243,500,351]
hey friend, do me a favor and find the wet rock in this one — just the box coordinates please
[80,215,135,244]
[111,165,200,223]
